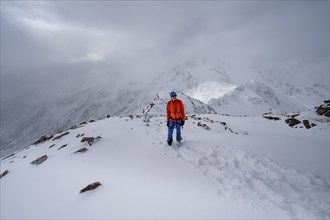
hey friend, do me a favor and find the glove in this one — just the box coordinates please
[181,120,185,126]
[167,121,169,127]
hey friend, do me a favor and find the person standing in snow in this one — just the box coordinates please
[166,91,186,146]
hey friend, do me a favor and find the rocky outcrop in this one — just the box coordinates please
[76,133,85,138]
[58,144,68,150]
[302,120,316,129]
[52,132,70,141]
[285,118,301,127]
[74,148,88,153]
[80,182,101,193]
[197,122,211,130]
[0,170,9,179]
[81,136,102,146]
[33,135,54,145]
[263,116,280,121]
[31,155,48,165]
[315,100,330,117]
[1,153,15,161]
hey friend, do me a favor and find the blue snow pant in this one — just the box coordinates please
[167,119,182,142]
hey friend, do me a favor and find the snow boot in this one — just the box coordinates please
[167,139,173,146]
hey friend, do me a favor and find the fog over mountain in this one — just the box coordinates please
[1,1,329,156]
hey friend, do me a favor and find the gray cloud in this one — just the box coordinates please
[1,1,329,100]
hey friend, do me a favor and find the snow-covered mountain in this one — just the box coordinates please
[252,58,330,108]
[1,59,329,157]
[209,80,307,116]
[0,82,152,157]
[1,110,329,219]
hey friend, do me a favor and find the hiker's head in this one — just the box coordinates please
[170,91,177,101]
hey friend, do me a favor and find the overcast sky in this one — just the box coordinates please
[1,1,329,100]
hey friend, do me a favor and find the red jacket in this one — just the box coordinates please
[166,99,185,122]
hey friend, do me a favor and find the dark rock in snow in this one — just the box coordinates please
[33,135,54,145]
[49,144,55,148]
[31,155,48,165]
[1,153,15,161]
[52,132,70,141]
[316,102,330,117]
[0,170,9,179]
[80,182,101,193]
[316,107,328,115]
[286,113,300,118]
[197,121,211,130]
[107,115,110,118]
[23,155,27,158]
[263,116,280,121]
[89,120,95,123]
[70,125,82,130]
[81,136,102,146]
[303,120,311,129]
[77,133,85,138]
[285,118,301,127]
[80,121,87,125]
[324,110,330,117]
[58,144,68,150]
[74,147,88,153]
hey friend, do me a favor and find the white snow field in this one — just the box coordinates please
[1,113,329,219]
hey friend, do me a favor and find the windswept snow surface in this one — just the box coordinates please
[1,113,329,219]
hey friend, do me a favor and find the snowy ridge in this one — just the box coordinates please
[1,111,329,219]
[142,90,216,117]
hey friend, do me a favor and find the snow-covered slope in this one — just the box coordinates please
[1,112,329,219]
[253,59,330,108]
[209,80,308,116]
[0,82,155,157]
[184,80,237,104]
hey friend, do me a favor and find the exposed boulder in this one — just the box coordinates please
[33,135,54,145]
[74,147,88,153]
[316,107,329,115]
[324,110,330,117]
[52,132,70,141]
[80,182,101,193]
[58,144,68,150]
[197,121,211,130]
[76,133,85,138]
[81,136,102,146]
[316,101,330,117]
[303,120,311,129]
[285,118,301,127]
[1,153,15,161]
[49,144,55,148]
[263,116,280,121]
[80,121,87,125]
[31,155,48,165]
[0,170,9,179]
